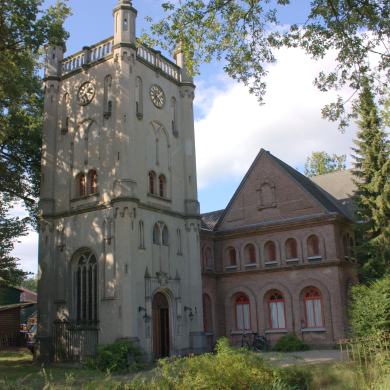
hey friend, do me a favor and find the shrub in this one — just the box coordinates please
[92,339,144,374]
[272,335,309,353]
[275,366,312,390]
[349,275,390,337]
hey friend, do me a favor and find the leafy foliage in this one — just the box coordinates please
[141,0,390,130]
[349,276,390,337]
[91,340,144,374]
[128,338,311,390]
[272,334,309,352]
[21,274,38,292]
[350,78,390,282]
[304,151,346,177]
[0,0,71,282]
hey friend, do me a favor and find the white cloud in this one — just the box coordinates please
[194,47,359,189]
[12,231,39,275]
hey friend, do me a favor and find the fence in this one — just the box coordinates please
[339,335,390,389]
[52,320,99,363]
[0,333,19,348]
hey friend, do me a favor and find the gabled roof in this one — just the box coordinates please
[201,209,224,230]
[203,149,352,231]
[19,287,37,303]
[0,303,35,312]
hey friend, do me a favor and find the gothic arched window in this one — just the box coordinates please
[162,225,169,246]
[89,170,97,194]
[75,251,98,321]
[77,173,86,197]
[149,171,156,195]
[153,223,160,245]
[159,174,166,197]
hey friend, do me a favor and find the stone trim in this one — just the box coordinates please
[265,329,288,334]
[231,330,252,334]
[301,327,326,332]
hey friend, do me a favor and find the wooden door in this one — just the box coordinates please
[152,292,170,359]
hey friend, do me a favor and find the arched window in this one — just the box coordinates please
[77,173,86,197]
[205,247,213,268]
[305,289,323,328]
[162,225,169,246]
[135,77,143,117]
[171,97,178,136]
[308,235,320,257]
[159,175,165,197]
[75,251,98,321]
[177,229,182,254]
[235,295,251,331]
[104,75,112,114]
[139,220,145,248]
[89,170,97,194]
[244,244,256,264]
[62,93,69,130]
[343,235,349,259]
[350,237,355,261]
[265,241,277,262]
[153,224,160,245]
[269,292,286,329]
[286,239,298,260]
[149,171,155,194]
[229,248,237,266]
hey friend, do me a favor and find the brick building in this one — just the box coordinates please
[200,149,359,348]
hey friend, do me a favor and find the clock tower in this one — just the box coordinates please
[36,0,207,362]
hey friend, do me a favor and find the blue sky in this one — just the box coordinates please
[14,0,360,274]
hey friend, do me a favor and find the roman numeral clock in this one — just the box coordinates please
[150,84,165,108]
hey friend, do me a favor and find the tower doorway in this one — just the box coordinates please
[152,292,170,359]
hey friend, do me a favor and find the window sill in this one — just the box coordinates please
[231,330,252,335]
[301,327,326,332]
[265,329,288,334]
[205,332,214,336]
[265,261,277,266]
[147,193,172,203]
[177,252,183,256]
[70,193,100,210]
[286,258,300,263]
[205,267,213,271]
[71,192,100,202]
[225,266,238,270]
[308,256,322,262]
[245,263,257,268]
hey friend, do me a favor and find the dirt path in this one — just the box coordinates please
[266,349,346,366]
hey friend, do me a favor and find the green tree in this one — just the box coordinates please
[0,0,71,285]
[304,151,346,177]
[21,274,38,293]
[141,0,390,130]
[351,79,390,282]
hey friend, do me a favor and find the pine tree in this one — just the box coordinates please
[351,79,390,282]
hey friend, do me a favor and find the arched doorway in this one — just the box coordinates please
[152,292,170,359]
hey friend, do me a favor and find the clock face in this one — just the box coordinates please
[77,82,95,106]
[150,84,165,108]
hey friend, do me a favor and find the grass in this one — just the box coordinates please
[0,348,105,387]
[0,347,387,389]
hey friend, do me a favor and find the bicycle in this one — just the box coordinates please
[235,332,267,352]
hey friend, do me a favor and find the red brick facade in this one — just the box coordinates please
[200,150,359,348]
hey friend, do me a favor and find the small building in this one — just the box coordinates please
[200,151,359,349]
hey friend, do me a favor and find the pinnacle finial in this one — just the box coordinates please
[118,0,132,4]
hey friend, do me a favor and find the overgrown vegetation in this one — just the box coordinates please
[304,152,346,177]
[272,335,309,353]
[87,339,144,374]
[349,275,390,337]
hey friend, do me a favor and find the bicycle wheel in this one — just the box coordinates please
[235,339,251,351]
[253,338,267,352]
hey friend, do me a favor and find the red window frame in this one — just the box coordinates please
[248,245,256,264]
[90,171,97,194]
[78,174,86,197]
[159,175,164,197]
[288,239,298,259]
[311,236,320,256]
[266,242,276,262]
[149,172,155,194]
[203,298,207,332]
[304,289,324,328]
[268,292,286,330]
[230,248,237,266]
[235,295,251,331]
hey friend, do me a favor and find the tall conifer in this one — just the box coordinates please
[351,79,390,282]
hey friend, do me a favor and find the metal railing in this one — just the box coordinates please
[52,320,99,363]
[339,334,390,389]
